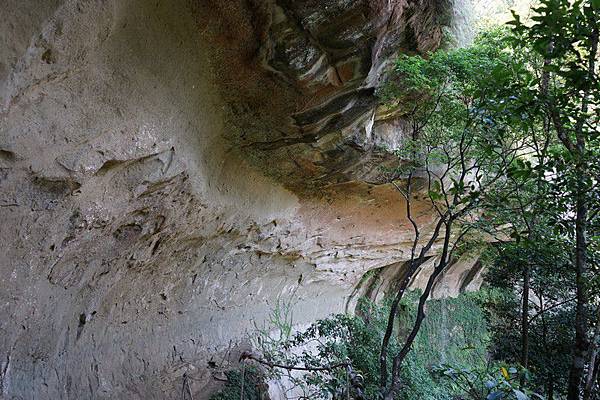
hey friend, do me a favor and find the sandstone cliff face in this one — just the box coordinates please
[0,1,478,399]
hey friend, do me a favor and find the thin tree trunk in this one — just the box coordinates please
[383,220,454,399]
[379,262,417,387]
[521,264,530,373]
[567,163,590,400]
[379,175,447,389]
[583,307,600,400]
[563,21,597,400]
[539,291,554,400]
[378,219,445,388]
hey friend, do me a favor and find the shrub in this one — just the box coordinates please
[211,292,492,399]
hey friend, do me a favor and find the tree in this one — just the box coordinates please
[377,28,532,398]
[508,1,600,397]
[484,238,576,399]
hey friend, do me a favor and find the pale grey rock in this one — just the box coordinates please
[0,1,480,399]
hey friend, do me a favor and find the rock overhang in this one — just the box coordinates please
[0,1,478,399]
[206,0,469,195]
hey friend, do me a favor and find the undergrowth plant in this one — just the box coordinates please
[209,366,269,400]
[211,292,503,399]
[433,363,542,400]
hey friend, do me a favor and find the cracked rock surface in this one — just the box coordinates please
[0,1,478,399]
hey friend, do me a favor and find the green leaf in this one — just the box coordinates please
[487,391,505,400]
[428,190,443,201]
[513,389,528,400]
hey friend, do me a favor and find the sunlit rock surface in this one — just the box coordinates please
[0,1,479,399]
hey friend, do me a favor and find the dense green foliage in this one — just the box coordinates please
[483,241,576,398]
[399,294,490,399]
[212,293,511,400]
[433,363,538,400]
[381,0,600,397]
[209,367,268,400]
[374,24,540,397]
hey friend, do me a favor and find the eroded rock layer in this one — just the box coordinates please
[0,1,477,399]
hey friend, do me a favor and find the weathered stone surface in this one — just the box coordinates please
[0,1,477,399]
